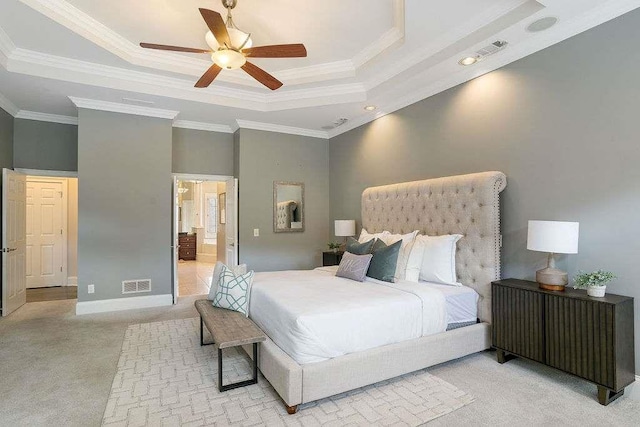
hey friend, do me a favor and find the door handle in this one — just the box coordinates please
[2,248,17,253]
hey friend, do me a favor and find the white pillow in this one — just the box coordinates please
[358,228,388,243]
[417,234,463,286]
[212,266,254,316]
[208,261,248,300]
[404,239,426,282]
[382,231,419,282]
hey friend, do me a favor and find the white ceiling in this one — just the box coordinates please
[1,0,639,138]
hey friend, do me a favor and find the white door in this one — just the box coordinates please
[171,177,179,304]
[2,169,27,316]
[26,180,65,288]
[225,178,238,266]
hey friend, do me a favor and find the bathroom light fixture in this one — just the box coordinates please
[458,56,478,66]
[364,105,377,111]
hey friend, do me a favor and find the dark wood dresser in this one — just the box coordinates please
[492,279,635,405]
[179,233,197,261]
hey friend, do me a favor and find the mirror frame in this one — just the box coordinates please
[273,181,305,233]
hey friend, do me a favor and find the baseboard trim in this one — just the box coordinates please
[75,294,172,315]
[67,276,78,286]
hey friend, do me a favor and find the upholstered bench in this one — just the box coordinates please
[194,299,266,392]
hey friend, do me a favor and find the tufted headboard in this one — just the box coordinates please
[361,171,507,323]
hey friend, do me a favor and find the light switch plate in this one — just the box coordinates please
[88,284,95,294]
[253,229,260,237]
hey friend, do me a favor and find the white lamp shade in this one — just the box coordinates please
[527,220,579,254]
[334,220,356,237]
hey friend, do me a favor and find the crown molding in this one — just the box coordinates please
[18,0,405,87]
[15,110,78,125]
[0,26,15,68]
[0,92,19,116]
[236,120,328,139]
[173,120,233,134]
[69,97,179,119]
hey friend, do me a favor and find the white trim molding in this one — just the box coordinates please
[15,110,78,125]
[236,119,328,139]
[0,92,19,116]
[69,97,179,119]
[67,276,78,286]
[14,168,78,177]
[75,294,173,315]
[173,120,233,134]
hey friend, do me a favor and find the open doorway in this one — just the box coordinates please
[25,175,78,303]
[172,175,237,299]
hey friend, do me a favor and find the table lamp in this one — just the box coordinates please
[334,220,356,248]
[527,220,579,291]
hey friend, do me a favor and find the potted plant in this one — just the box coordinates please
[327,242,341,253]
[573,270,617,297]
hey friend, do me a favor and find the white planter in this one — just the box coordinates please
[587,285,606,297]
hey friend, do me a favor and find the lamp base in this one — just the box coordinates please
[536,267,568,291]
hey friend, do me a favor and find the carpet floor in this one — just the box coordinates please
[0,297,638,426]
[103,318,473,426]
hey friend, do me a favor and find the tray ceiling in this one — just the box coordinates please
[0,0,639,138]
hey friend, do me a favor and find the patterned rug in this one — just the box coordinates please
[102,318,474,426]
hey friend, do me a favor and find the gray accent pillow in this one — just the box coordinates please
[345,236,375,255]
[367,239,402,283]
[336,252,373,282]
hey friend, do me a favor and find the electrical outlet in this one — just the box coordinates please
[88,284,95,294]
[253,228,260,237]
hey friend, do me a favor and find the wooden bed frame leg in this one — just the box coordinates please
[285,404,299,415]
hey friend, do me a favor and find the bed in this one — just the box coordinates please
[246,171,507,413]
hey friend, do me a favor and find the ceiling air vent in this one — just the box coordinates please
[321,118,349,130]
[122,279,152,294]
[476,40,508,59]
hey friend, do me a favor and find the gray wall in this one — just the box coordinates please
[0,108,13,170]
[172,128,234,176]
[329,9,640,373]
[13,119,77,171]
[237,129,329,271]
[77,109,172,302]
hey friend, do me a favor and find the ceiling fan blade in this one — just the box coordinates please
[140,43,210,54]
[241,61,283,90]
[195,64,223,88]
[242,44,307,58]
[199,8,231,48]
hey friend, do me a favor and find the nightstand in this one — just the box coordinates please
[322,251,344,266]
[492,279,635,405]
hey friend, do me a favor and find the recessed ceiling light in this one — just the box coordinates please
[364,105,377,111]
[458,56,478,66]
[526,17,558,33]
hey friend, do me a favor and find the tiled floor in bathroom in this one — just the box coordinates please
[178,260,215,296]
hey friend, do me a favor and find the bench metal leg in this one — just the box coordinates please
[218,343,259,392]
[200,316,214,346]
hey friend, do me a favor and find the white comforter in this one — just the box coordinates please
[248,267,447,365]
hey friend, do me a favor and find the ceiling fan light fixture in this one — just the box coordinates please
[205,28,252,51]
[211,49,246,69]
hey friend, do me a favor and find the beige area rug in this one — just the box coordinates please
[102,318,475,426]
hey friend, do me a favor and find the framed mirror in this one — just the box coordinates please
[273,181,304,233]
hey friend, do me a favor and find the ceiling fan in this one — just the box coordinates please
[140,0,307,90]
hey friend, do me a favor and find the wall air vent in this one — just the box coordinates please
[122,279,152,294]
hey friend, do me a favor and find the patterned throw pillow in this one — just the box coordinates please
[336,252,373,282]
[208,262,248,300]
[212,266,254,316]
[345,236,375,255]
